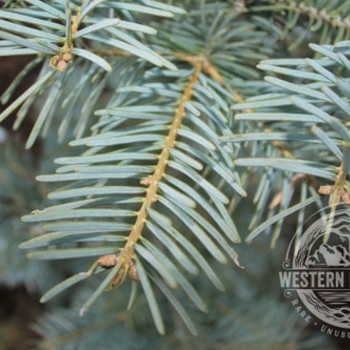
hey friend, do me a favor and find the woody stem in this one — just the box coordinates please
[121,61,204,260]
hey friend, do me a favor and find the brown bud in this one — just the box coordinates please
[140,177,152,186]
[97,253,140,286]
[56,60,68,72]
[318,185,333,195]
[128,261,140,282]
[50,52,73,72]
[50,55,59,67]
[62,52,73,62]
[342,192,350,204]
[112,264,126,286]
[98,254,119,268]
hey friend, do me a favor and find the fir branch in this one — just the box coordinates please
[248,0,350,49]
[0,0,179,146]
[2,0,348,346]
[120,61,203,260]
[226,40,350,244]
[21,55,245,332]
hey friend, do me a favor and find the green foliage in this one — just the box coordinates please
[1,0,349,348]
